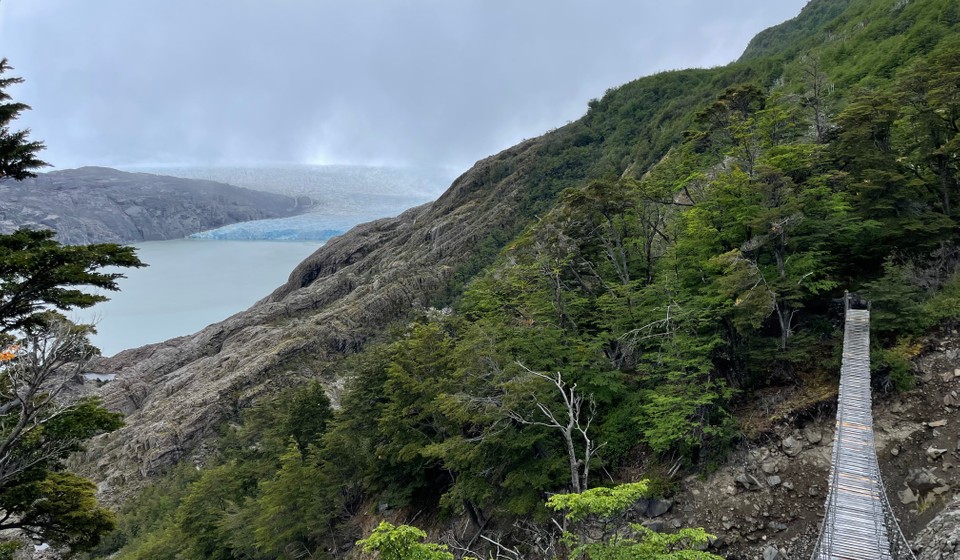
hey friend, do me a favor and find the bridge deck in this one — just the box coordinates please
[811,308,914,560]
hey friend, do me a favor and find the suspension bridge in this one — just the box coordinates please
[810,296,915,559]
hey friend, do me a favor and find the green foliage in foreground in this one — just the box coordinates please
[547,482,650,523]
[358,522,463,560]
[560,527,720,560]
[0,58,48,181]
[0,331,125,553]
[362,483,720,560]
[1,472,116,552]
[547,483,720,559]
[0,229,146,334]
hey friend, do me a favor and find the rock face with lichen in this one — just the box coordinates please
[0,166,307,244]
[70,139,543,503]
[916,495,960,559]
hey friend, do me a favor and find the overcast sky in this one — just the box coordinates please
[0,1,808,172]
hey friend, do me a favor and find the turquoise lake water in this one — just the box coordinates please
[78,239,322,356]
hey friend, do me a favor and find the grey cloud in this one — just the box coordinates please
[0,0,807,170]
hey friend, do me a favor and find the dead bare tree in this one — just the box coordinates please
[506,363,602,494]
[801,56,832,143]
[0,318,93,489]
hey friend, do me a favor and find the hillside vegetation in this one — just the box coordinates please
[93,0,960,558]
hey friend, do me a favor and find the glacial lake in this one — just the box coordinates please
[77,239,322,356]
[72,164,457,356]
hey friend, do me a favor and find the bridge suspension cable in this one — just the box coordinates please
[810,302,915,560]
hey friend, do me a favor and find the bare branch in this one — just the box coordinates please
[506,363,601,493]
[0,319,94,490]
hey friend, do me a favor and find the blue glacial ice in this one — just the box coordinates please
[189,213,353,241]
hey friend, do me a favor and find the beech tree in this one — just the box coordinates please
[358,522,465,560]
[0,58,47,181]
[0,229,145,334]
[0,59,145,335]
[0,318,122,487]
[546,482,721,560]
[0,319,122,551]
[0,59,137,554]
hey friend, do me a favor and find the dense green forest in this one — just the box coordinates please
[91,0,960,558]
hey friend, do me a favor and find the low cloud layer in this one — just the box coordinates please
[0,1,807,171]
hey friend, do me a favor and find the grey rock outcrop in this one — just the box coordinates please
[735,472,764,492]
[781,435,803,457]
[645,499,673,518]
[916,495,960,559]
[0,166,307,244]
[763,545,787,560]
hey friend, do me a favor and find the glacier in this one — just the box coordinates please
[189,213,354,241]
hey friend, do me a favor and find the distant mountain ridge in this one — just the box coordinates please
[0,166,309,244]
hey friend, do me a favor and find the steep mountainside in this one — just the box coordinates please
[0,166,308,244]
[74,0,960,558]
[75,138,546,493]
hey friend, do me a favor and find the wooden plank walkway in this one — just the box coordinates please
[811,307,914,560]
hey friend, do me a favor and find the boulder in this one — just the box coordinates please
[735,473,764,492]
[645,499,673,518]
[899,487,919,505]
[763,545,787,560]
[761,460,779,475]
[928,446,949,460]
[804,426,823,445]
[642,520,665,533]
[782,436,803,457]
[907,469,943,493]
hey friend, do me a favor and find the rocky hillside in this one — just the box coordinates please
[0,166,309,244]
[655,331,960,558]
[917,494,960,559]
[70,0,960,557]
[74,138,544,498]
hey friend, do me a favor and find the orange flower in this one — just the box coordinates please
[0,344,20,363]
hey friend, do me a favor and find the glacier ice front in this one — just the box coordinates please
[190,213,352,241]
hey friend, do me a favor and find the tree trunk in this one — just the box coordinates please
[563,429,581,494]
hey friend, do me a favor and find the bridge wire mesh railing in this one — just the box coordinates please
[875,454,916,559]
[809,407,843,558]
[809,302,915,560]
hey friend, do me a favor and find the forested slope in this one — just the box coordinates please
[86,0,960,558]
